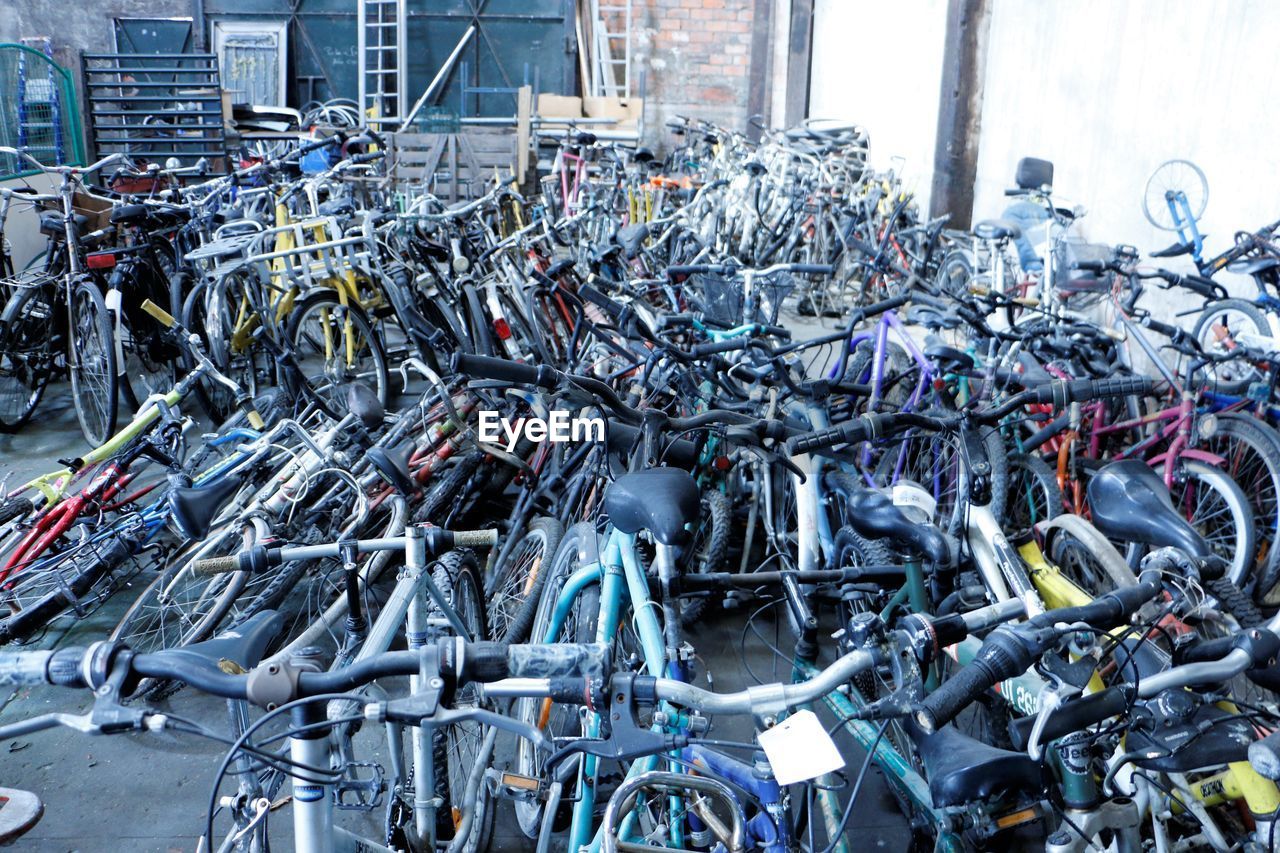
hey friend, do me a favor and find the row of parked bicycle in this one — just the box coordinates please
[3,116,1280,852]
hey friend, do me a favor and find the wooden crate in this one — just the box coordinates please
[389,130,517,202]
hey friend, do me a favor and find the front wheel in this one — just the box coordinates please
[0,283,56,431]
[285,290,389,409]
[1153,458,1256,583]
[68,279,118,446]
[1191,299,1271,395]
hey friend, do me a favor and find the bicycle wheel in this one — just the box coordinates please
[118,306,178,412]
[428,550,494,852]
[1190,299,1271,395]
[1143,159,1208,231]
[1199,414,1280,603]
[1005,452,1062,534]
[0,283,56,431]
[1156,458,1256,582]
[285,290,389,408]
[68,279,119,446]
[513,521,596,837]
[678,490,731,625]
[487,516,563,643]
[110,528,250,687]
[933,249,974,299]
[198,272,272,420]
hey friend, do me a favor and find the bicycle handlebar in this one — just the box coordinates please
[915,575,1163,733]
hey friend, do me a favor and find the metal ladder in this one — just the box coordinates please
[588,0,633,98]
[357,0,406,128]
[16,37,66,164]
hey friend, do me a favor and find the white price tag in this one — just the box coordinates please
[757,709,845,785]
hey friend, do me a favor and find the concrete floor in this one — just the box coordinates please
[0,309,913,851]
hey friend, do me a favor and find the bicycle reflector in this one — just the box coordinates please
[86,251,117,270]
[493,318,513,340]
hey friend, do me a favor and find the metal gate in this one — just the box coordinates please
[0,43,84,179]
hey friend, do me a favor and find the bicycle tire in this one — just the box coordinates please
[1190,299,1271,395]
[679,490,731,626]
[0,283,56,432]
[1157,458,1256,583]
[489,516,564,643]
[68,278,119,446]
[426,550,494,853]
[285,289,390,408]
[1005,452,1062,534]
[1199,413,1280,603]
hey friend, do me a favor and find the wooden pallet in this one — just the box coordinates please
[389,130,516,202]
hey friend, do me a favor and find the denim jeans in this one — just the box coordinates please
[1001,200,1050,272]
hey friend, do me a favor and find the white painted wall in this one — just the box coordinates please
[809,0,949,212]
[810,0,1280,313]
[973,0,1280,306]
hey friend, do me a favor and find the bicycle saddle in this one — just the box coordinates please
[543,257,576,279]
[604,467,700,546]
[575,131,598,148]
[923,338,974,373]
[905,304,961,330]
[38,211,89,238]
[159,610,284,674]
[368,440,417,496]
[346,382,385,431]
[972,219,1021,242]
[1086,459,1209,557]
[1150,240,1194,259]
[1228,256,1280,276]
[912,724,1042,809]
[168,474,246,540]
[844,486,955,567]
[634,147,655,164]
[614,223,649,260]
[110,203,150,225]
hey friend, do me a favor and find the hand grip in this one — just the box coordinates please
[0,497,31,525]
[193,555,241,575]
[785,413,893,456]
[761,325,791,340]
[141,299,177,329]
[690,338,747,357]
[0,649,56,687]
[505,642,609,680]
[450,353,557,389]
[915,655,1005,733]
[350,151,386,165]
[789,264,834,275]
[452,529,499,548]
[1009,685,1132,750]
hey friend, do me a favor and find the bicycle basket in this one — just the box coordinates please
[751,270,795,325]
[689,273,743,326]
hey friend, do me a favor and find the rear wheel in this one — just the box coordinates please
[0,283,56,431]
[1005,452,1062,534]
[68,280,118,446]
[514,522,596,837]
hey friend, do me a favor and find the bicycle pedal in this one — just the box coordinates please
[335,760,384,811]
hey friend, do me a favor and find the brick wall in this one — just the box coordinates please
[628,0,757,147]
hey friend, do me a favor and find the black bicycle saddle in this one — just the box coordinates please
[168,474,245,540]
[160,610,284,674]
[604,468,700,546]
[1086,459,1208,557]
[845,487,955,566]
